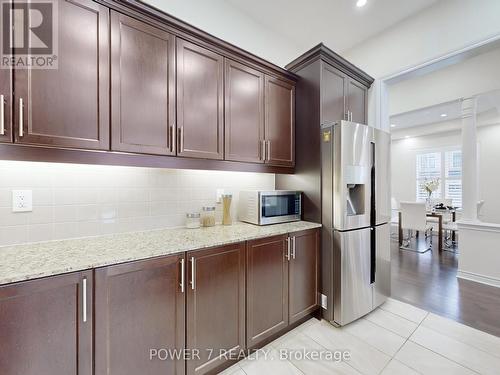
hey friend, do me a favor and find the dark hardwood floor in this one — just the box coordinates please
[390,234,500,337]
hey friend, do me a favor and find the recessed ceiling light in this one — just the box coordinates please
[356,0,367,7]
[405,136,410,139]
[390,124,396,128]
[440,113,448,117]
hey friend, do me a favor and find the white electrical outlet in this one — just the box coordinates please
[320,293,328,309]
[216,188,224,203]
[12,190,32,212]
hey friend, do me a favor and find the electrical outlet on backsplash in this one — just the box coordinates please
[0,161,275,246]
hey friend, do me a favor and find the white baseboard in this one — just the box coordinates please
[457,270,500,288]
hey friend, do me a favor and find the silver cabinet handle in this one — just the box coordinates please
[170,125,175,153]
[18,98,23,137]
[82,277,87,323]
[292,236,296,259]
[286,237,291,261]
[180,258,185,293]
[261,140,266,161]
[190,256,195,290]
[178,126,184,153]
[266,140,271,161]
[0,94,4,135]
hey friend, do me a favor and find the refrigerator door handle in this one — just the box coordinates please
[370,227,376,284]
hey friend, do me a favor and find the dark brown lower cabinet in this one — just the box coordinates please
[95,254,185,375]
[186,243,246,375]
[289,229,320,324]
[246,230,319,348]
[246,234,289,348]
[0,271,93,375]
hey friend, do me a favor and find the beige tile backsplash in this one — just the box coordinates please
[0,161,274,246]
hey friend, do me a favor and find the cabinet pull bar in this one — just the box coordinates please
[286,237,291,261]
[266,140,271,161]
[292,236,296,259]
[0,95,4,135]
[180,258,185,293]
[178,126,184,153]
[82,277,87,323]
[170,125,175,152]
[190,256,195,290]
[18,98,23,137]
[261,140,266,161]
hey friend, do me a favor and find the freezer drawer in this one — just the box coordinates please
[333,227,373,326]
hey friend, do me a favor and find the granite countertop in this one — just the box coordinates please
[0,221,321,285]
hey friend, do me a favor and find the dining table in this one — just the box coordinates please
[398,207,458,252]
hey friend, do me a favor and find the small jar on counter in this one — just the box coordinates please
[201,206,216,227]
[186,212,201,229]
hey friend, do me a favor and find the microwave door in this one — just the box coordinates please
[260,192,301,225]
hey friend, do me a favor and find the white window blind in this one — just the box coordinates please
[445,150,462,207]
[415,149,462,207]
[416,152,442,201]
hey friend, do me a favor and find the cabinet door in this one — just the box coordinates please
[14,0,109,150]
[0,271,92,375]
[225,59,264,163]
[246,234,289,348]
[289,229,319,324]
[111,12,175,155]
[177,39,223,159]
[346,79,367,124]
[186,243,245,375]
[264,76,295,167]
[321,62,347,125]
[0,67,12,143]
[95,254,185,375]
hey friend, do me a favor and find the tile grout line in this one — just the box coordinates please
[376,311,429,375]
[406,311,483,375]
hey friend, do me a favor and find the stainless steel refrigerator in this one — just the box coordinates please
[321,120,391,326]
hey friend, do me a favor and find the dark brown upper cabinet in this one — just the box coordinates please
[321,62,367,125]
[321,62,346,126]
[0,67,12,143]
[110,12,176,156]
[246,234,289,348]
[264,76,295,167]
[186,243,246,375]
[13,0,109,150]
[224,59,265,163]
[0,271,93,375]
[346,78,367,124]
[95,254,185,375]
[288,228,320,324]
[176,39,224,160]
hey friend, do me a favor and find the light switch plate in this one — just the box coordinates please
[12,190,32,212]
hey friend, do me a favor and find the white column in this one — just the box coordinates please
[461,96,478,222]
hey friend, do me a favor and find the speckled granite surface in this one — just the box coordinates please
[0,221,321,285]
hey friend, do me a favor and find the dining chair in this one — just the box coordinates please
[400,201,433,253]
[390,197,399,239]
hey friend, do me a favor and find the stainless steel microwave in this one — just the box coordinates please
[238,190,302,225]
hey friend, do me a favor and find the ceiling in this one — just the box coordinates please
[390,90,500,130]
[224,0,439,53]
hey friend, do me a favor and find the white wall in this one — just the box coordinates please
[391,124,500,224]
[143,0,303,67]
[344,0,500,79]
[0,161,274,246]
[389,47,500,115]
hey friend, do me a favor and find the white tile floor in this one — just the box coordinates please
[219,298,500,375]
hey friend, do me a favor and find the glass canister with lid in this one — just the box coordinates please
[201,206,216,227]
[186,212,201,229]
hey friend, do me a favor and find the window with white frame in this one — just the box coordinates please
[416,149,462,207]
